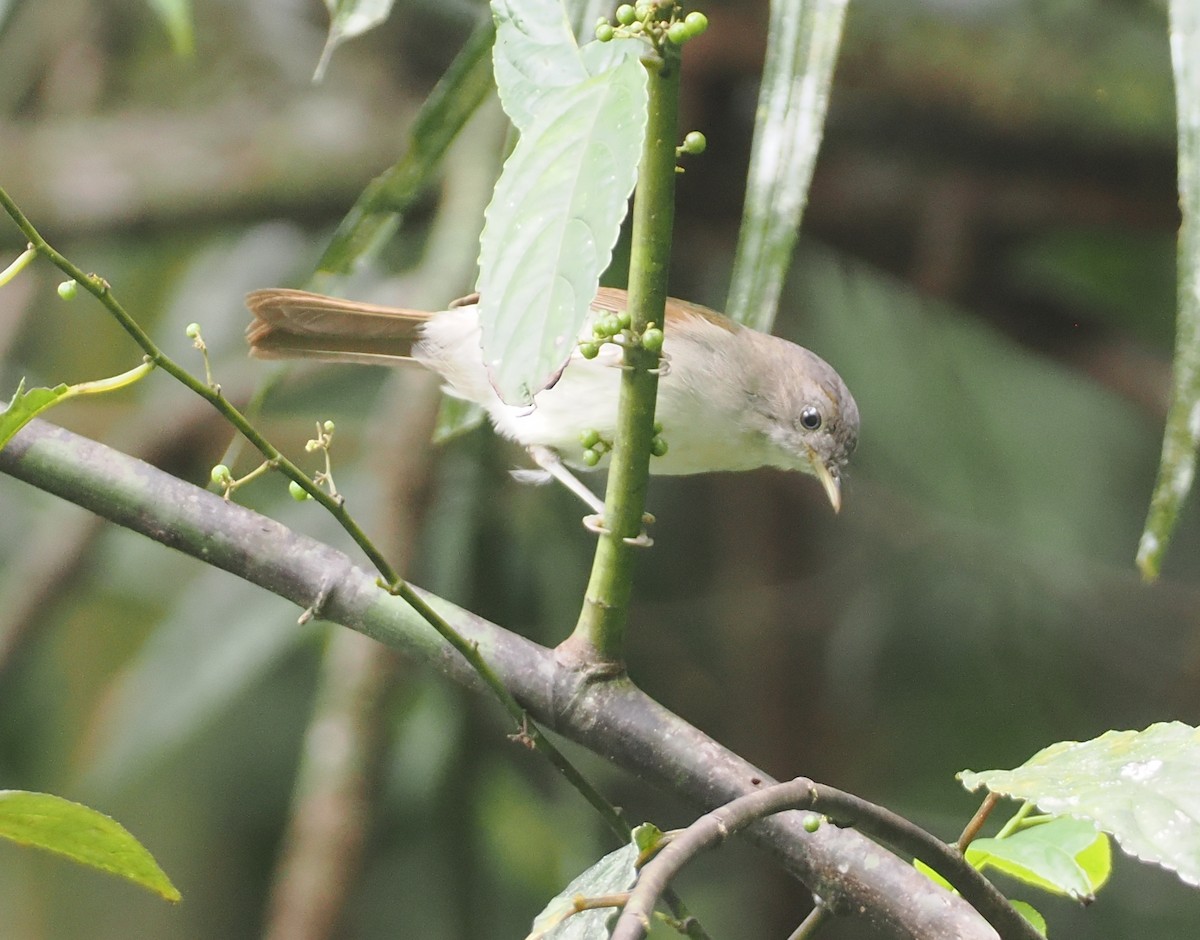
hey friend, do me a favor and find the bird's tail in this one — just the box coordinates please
[245,288,432,365]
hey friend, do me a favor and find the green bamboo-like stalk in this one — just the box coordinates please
[569,44,681,664]
[725,0,847,332]
[1137,2,1200,580]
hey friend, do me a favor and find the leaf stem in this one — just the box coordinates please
[569,45,681,664]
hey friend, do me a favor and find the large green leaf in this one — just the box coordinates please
[967,817,1111,901]
[478,12,646,405]
[0,790,180,901]
[491,0,590,132]
[960,722,1200,888]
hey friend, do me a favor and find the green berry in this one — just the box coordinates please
[684,10,708,36]
[592,314,618,338]
[322,419,335,433]
[289,480,311,501]
[616,310,632,330]
[642,327,664,352]
[650,436,668,458]
[582,448,601,467]
[580,429,602,449]
[210,464,232,486]
[185,322,202,339]
[595,22,615,41]
[615,3,636,24]
[802,814,822,833]
[682,130,707,154]
[579,342,601,360]
[57,279,78,300]
[667,21,688,44]
[653,421,664,435]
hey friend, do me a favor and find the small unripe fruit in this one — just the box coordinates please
[642,327,664,352]
[210,464,232,486]
[617,310,632,329]
[615,3,636,25]
[579,342,601,359]
[595,22,614,42]
[582,448,601,467]
[802,814,822,833]
[650,436,668,457]
[186,322,202,339]
[322,419,335,433]
[682,130,707,154]
[57,279,78,300]
[683,10,708,36]
[289,480,311,501]
[580,429,602,449]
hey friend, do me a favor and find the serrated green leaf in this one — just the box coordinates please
[491,0,590,132]
[528,839,639,939]
[0,380,71,450]
[1009,900,1048,937]
[960,722,1200,888]
[967,817,1111,900]
[478,42,646,404]
[144,0,193,55]
[0,790,180,901]
[315,0,397,80]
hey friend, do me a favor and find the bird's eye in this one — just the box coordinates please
[800,406,823,431]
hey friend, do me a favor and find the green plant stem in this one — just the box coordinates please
[994,801,1035,840]
[0,182,630,845]
[570,45,680,664]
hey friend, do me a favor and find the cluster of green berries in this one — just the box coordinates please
[578,308,664,360]
[594,4,708,46]
[579,428,610,467]
[578,421,668,466]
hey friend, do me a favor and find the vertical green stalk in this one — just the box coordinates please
[1137,2,1200,580]
[569,44,681,664]
[725,0,848,332]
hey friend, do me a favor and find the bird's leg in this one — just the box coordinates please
[526,446,655,547]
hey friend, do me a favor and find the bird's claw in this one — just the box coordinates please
[582,513,656,548]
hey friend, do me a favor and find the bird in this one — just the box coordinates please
[246,286,859,515]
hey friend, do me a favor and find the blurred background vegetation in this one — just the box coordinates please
[1,0,1198,937]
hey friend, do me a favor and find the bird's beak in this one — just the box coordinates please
[811,457,842,514]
